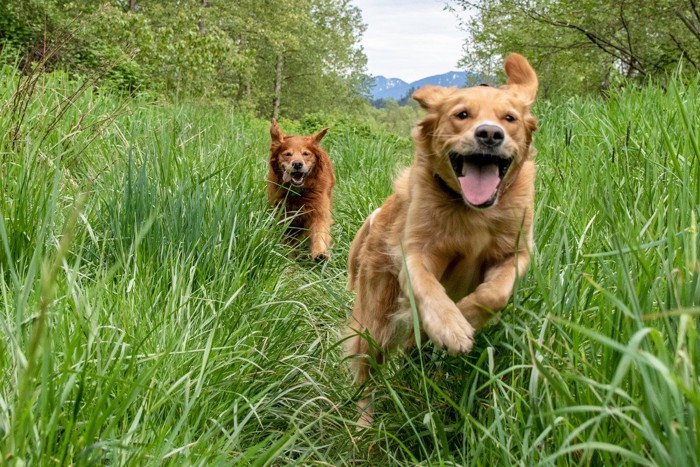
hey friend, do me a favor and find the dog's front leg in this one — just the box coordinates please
[400,249,475,354]
[457,250,530,329]
[308,207,332,261]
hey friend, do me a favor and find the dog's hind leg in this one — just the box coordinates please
[343,324,376,426]
[344,270,401,427]
[347,218,371,290]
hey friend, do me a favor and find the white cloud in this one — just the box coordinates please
[352,0,466,82]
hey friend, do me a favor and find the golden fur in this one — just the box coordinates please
[344,53,539,425]
[268,119,335,260]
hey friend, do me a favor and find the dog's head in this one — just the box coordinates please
[412,53,538,209]
[269,119,329,188]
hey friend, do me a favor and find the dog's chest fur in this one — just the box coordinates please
[383,166,530,302]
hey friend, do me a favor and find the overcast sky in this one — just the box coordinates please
[352,0,467,83]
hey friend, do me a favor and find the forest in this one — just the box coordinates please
[3,0,700,114]
[0,0,369,120]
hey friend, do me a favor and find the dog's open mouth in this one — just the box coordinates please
[283,170,307,186]
[449,152,512,208]
[290,171,306,186]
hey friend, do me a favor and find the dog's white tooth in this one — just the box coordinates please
[461,159,468,176]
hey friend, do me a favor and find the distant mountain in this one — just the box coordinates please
[370,76,410,101]
[369,71,476,102]
[371,76,411,101]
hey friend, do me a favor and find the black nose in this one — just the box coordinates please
[292,161,303,170]
[475,124,504,147]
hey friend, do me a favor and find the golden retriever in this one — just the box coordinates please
[344,53,539,425]
[268,119,335,260]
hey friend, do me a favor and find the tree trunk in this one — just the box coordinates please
[198,0,208,35]
[129,0,137,11]
[237,33,252,102]
[272,53,283,120]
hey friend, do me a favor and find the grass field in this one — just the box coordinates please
[1,61,699,465]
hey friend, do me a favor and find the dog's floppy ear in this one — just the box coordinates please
[412,85,456,111]
[270,119,285,144]
[312,127,329,144]
[503,53,538,106]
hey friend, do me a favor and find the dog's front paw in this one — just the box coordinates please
[311,250,330,262]
[457,295,499,330]
[422,307,475,354]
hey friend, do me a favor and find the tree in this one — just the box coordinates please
[450,0,700,96]
[238,0,368,119]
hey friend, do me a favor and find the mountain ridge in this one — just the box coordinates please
[370,70,478,102]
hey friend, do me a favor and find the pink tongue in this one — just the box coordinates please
[282,171,291,183]
[458,162,500,206]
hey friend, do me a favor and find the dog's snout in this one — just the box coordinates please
[475,124,504,147]
[292,161,304,171]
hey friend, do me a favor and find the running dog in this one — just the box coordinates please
[345,53,539,425]
[268,119,335,260]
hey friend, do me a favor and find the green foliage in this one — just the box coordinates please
[451,0,700,96]
[2,62,700,464]
[367,98,424,136]
[0,0,367,116]
[298,111,378,139]
[241,0,369,119]
[0,0,59,51]
[70,5,153,92]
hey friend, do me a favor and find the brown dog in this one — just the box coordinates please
[268,119,335,260]
[344,53,539,425]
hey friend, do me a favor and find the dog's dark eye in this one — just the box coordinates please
[455,111,469,120]
[302,151,310,157]
[504,114,517,122]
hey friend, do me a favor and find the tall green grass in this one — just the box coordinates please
[0,59,698,465]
